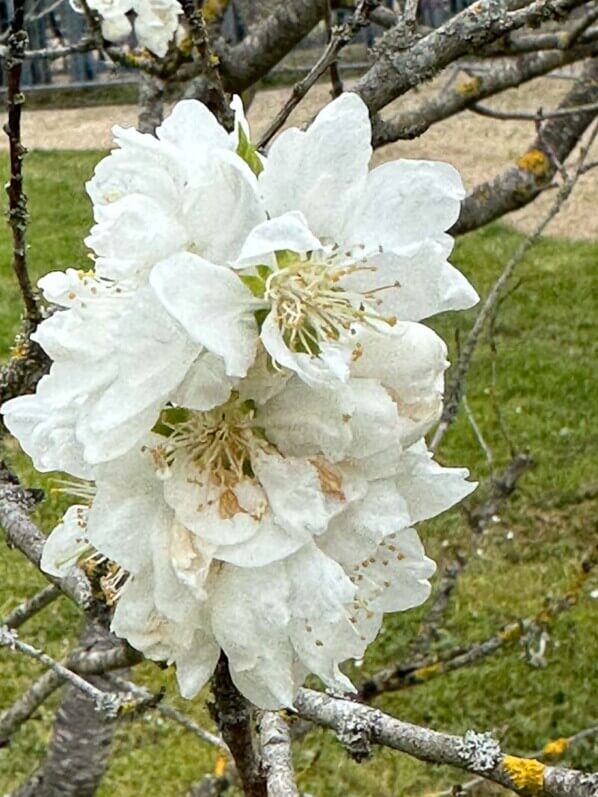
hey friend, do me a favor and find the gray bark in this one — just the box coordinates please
[294,688,598,797]
[12,622,124,797]
[353,0,589,112]
[453,56,598,234]
[137,73,165,135]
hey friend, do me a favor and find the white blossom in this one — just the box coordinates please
[86,93,478,388]
[2,91,479,710]
[70,0,182,57]
[37,355,474,707]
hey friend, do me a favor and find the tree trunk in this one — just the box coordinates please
[13,622,122,797]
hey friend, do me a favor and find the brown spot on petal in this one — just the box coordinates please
[311,458,346,502]
[219,488,242,519]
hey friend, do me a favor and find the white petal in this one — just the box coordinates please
[86,194,188,275]
[261,377,353,461]
[100,11,131,42]
[41,505,89,578]
[150,517,207,624]
[252,450,330,536]
[351,323,448,447]
[213,513,309,568]
[343,241,478,321]
[182,152,266,264]
[2,390,92,479]
[87,128,185,211]
[260,93,371,241]
[163,458,261,546]
[238,347,291,404]
[150,253,258,378]
[343,159,465,252]
[234,212,322,268]
[87,445,163,572]
[354,528,436,613]
[211,563,297,707]
[77,401,160,465]
[175,630,220,699]
[173,352,235,411]
[156,99,231,161]
[394,440,477,523]
[260,311,350,386]
[286,546,374,692]
[320,478,411,568]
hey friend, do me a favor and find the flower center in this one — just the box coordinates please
[158,396,261,486]
[263,255,392,355]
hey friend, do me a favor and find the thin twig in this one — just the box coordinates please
[324,0,343,98]
[0,37,97,61]
[179,0,232,128]
[359,545,595,699]
[260,712,299,797]
[2,585,61,630]
[256,0,379,149]
[107,674,227,750]
[470,100,598,121]
[3,0,41,325]
[0,640,140,746]
[0,626,124,716]
[462,394,494,466]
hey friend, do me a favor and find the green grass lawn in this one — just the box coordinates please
[0,151,597,796]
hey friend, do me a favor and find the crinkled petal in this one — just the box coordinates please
[234,211,322,268]
[88,444,163,572]
[175,630,220,699]
[343,159,465,252]
[40,505,90,578]
[156,98,231,162]
[354,528,436,613]
[259,93,371,241]
[394,440,477,523]
[150,253,258,378]
[211,563,297,708]
[2,390,92,479]
[343,241,478,321]
[86,194,188,276]
[182,152,266,264]
[252,450,331,536]
[173,352,235,411]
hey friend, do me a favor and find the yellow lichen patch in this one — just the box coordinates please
[178,35,193,56]
[203,0,230,24]
[456,75,482,97]
[412,662,442,682]
[214,751,228,777]
[543,737,569,757]
[9,340,28,360]
[517,149,551,177]
[499,623,523,643]
[503,755,545,795]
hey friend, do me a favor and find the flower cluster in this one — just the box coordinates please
[70,0,182,57]
[2,94,478,708]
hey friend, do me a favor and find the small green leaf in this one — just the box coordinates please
[236,126,263,176]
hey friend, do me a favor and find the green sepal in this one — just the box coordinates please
[236,126,263,176]
[152,406,190,436]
